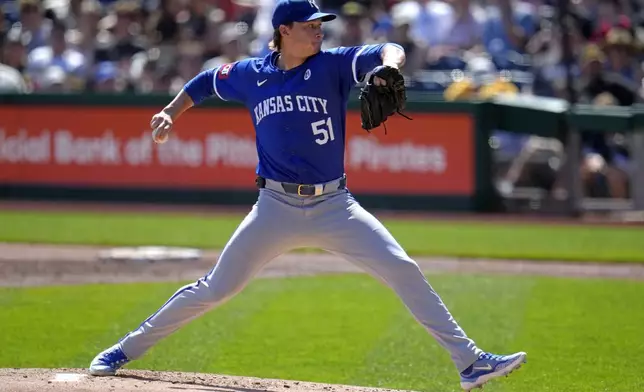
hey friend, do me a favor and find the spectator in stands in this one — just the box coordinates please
[388,1,425,75]
[337,1,371,47]
[183,0,212,41]
[0,24,27,93]
[601,26,643,83]
[367,0,396,42]
[590,0,633,43]
[0,12,28,93]
[94,0,146,64]
[25,18,86,91]
[54,0,84,31]
[527,13,589,100]
[92,60,123,92]
[1,23,26,75]
[202,22,248,70]
[201,9,229,62]
[424,0,485,60]
[146,0,184,46]
[577,42,640,105]
[17,0,51,52]
[74,0,104,74]
[480,0,537,71]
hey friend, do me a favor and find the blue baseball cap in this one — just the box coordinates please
[271,0,337,30]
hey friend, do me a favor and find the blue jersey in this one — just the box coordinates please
[183,43,401,184]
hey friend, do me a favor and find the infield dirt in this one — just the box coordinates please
[0,368,421,392]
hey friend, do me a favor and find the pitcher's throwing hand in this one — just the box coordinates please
[150,111,173,144]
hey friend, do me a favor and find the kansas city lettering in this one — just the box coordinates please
[253,95,328,125]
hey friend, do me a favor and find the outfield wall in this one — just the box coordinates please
[0,93,496,212]
[1,93,642,212]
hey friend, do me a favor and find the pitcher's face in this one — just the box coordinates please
[283,19,324,56]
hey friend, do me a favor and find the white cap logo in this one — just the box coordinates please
[308,0,319,10]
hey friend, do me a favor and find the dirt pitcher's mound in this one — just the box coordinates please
[0,368,418,392]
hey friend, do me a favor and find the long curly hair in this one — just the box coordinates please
[268,23,293,52]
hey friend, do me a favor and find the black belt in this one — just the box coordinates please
[256,176,347,196]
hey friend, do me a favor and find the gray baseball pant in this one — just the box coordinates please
[118,181,481,372]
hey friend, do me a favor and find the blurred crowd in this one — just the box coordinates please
[2,0,644,99]
[1,0,643,201]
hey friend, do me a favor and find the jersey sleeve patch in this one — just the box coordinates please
[219,63,234,79]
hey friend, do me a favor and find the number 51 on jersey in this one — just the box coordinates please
[311,117,335,145]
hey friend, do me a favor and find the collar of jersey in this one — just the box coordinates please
[266,50,319,74]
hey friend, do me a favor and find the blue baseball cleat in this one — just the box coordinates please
[459,351,527,390]
[88,344,130,376]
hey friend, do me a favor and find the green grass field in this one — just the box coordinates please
[1,273,643,392]
[1,210,643,262]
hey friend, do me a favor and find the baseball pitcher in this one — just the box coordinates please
[89,1,527,390]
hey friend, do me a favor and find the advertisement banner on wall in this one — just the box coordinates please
[0,106,474,196]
